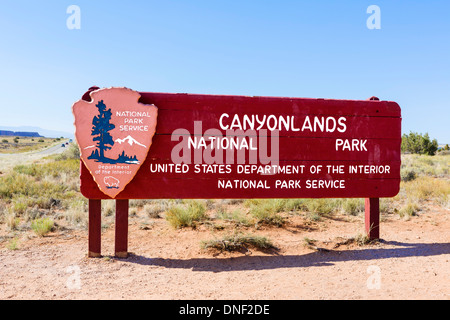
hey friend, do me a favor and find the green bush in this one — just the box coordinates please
[246,199,286,226]
[400,168,417,182]
[302,199,337,215]
[215,207,251,227]
[0,159,80,218]
[201,233,274,252]
[31,218,54,236]
[55,143,80,160]
[401,132,438,155]
[7,238,20,250]
[165,200,207,228]
[144,202,167,218]
[399,201,420,218]
[340,198,364,216]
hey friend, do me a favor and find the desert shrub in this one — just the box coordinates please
[144,201,169,218]
[400,168,417,182]
[55,143,80,160]
[7,238,20,250]
[297,199,341,221]
[13,159,78,181]
[403,176,450,202]
[12,164,37,176]
[31,218,54,236]
[201,233,274,252]
[12,197,28,215]
[0,172,36,198]
[243,199,304,226]
[302,199,337,215]
[129,199,151,208]
[102,200,115,217]
[399,201,420,218]
[246,199,286,227]
[63,199,87,227]
[1,160,79,208]
[165,200,207,228]
[24,207,44,222]
[401,154,449,178]
[302,237,318,249]
[5,210,20,230]
[220,199,244,205]
[0,172,68,207]
[379,198,395,214]
[215,207,251,227]
[284,199,305,211]
[352,233,372,246]
[340,198,364,216]
[0,202,6,217]
[245,199,340,221]
[0,157,84,228]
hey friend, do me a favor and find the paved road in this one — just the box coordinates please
[0,139,70,157]
[35,140,71,155]
[0,140,71,171]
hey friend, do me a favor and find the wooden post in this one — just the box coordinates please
[84,88,102,258]
[365,198,380,240]
[88,199,102,257]
[115,199,129,258]
[365,97,381,241]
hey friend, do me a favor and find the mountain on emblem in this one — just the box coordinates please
[72,87,158,198]
[115,135,147,148]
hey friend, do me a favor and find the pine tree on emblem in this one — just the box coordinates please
[89,100,115,161]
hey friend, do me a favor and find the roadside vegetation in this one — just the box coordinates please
[0,140,448,253]
[0,136,64,154]
[0,143,85,244]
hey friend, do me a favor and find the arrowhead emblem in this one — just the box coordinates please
[72,87,158,198]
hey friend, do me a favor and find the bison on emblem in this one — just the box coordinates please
[104,176,120,189]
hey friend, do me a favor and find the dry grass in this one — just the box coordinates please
[399,201,420,218]
[30,218,54,237]
[201,232,275,252]
[165,200,208,229]
[214,206,252,227]
[384,154,450,217]
[402,176,449,204]
[0,136,59,154]
[244,199,287,227]
[0,144,85,234]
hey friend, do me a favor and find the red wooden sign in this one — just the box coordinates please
[78,88,401,200]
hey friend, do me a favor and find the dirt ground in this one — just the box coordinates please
[0,205,449,300]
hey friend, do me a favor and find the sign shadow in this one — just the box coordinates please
[123,241,450,272]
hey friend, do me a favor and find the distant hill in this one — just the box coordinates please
[0,130,42,137]
[0,126,74,139]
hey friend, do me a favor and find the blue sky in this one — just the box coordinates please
[0,1,449,143]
